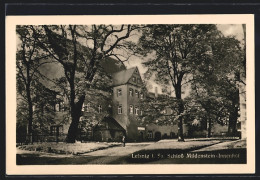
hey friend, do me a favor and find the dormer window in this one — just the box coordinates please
[129,88,133,96]
[117,89,122,97]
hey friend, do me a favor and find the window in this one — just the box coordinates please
[129,88,133,96]
[134,106,139,115]
[50,126,56,136]
[129,105,133,114]
[137,78,141,84]
[60,102,65,111]
[148,131,153,139]
[117,89,122,97]
[50,125,63,136]
[81,103,85,111]
[86,103,90,112]
[135,90,139,98]
[32,105,36,112]
[132,77,136,82]
[118,105,122,114]
[98,105,102,113]
[55,103,60,112]
[140,110,143,116]
[140,92,144,99]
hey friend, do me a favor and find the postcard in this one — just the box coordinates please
[6,14,255,174]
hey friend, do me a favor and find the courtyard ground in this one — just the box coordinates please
[17,141,121,155]
[16,138,246,164]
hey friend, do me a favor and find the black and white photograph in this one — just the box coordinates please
[6,15,255,174]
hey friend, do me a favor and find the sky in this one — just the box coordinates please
[124,24,244,96]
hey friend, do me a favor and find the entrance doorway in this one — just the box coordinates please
[154,131,161,141]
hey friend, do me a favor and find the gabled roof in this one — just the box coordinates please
[112,67,137,86]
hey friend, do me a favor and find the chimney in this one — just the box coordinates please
[155,87,158,98]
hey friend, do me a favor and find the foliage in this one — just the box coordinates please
[190,35,243,136]
[16,25,52,143]
[138,24,244,138]
[138,25,221,141]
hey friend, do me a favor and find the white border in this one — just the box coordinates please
[6,15,255,175]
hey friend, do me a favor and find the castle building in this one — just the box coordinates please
[46,62,191,142]
[85,66,146,142]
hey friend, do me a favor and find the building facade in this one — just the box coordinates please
[50,65,190,142]
[111,67,145,141]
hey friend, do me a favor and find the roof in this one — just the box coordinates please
[99,57,126,74]
[112,67,137,86]
[94,117,125,131]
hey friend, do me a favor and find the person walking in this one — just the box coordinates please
[122,135,126,147]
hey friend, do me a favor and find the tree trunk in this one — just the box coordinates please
[207,117,212,138]
[175,85,185,142]
[228,89,239,136]
[228,105,239,136]
[26,83,33,144]
[66,94,85,143]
